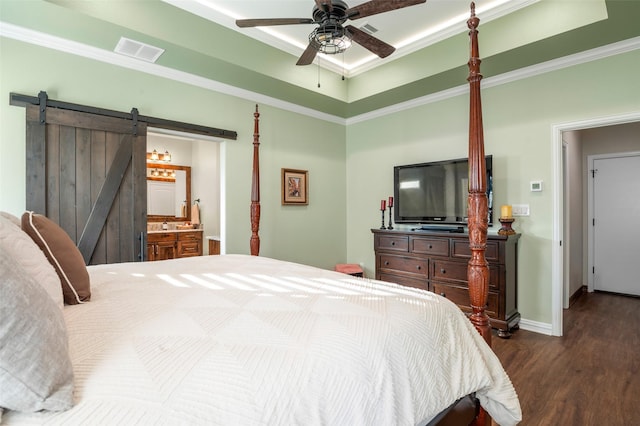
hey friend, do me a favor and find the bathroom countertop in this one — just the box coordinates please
[148,228,204,234]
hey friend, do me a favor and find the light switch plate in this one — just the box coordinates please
[512,204,530,216]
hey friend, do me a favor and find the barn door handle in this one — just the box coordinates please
[138,232,145,261]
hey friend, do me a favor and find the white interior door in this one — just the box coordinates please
[591,153,640,296]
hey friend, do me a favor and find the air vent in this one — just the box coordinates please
[359,23,378,35]
[114,37,164,63]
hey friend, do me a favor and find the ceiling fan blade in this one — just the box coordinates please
[314,0,333,13]
[296,42,319,66]
[346,0,426,20]
[345,25,395,58]
[236,18,314,28]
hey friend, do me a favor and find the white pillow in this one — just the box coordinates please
[0,211,21,227]
[0,212,63,309]
[0,244,74,412]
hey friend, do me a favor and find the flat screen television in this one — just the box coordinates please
[393,155,493,229]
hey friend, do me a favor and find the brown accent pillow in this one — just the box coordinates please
[21,211,91,304]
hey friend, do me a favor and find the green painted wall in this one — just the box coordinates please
[1,29,639,327]
[346,50,640,324]
[0,37,347,269]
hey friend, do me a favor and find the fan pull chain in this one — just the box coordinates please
[317,57,321,88]
[342,51,345,81]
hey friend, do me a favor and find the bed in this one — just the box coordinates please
[1,252,520,425]
[0,4,521,425]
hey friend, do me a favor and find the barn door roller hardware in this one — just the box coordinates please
[9,91,238,140]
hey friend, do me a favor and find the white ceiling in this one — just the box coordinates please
[164,0,537,76]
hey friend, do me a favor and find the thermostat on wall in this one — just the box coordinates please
[530,180,543,192]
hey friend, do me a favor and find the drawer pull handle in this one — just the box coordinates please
[391,241,396,246]
[384,261,389,266]
[440,292,446,298]
[416,265,421,270]
[441,268,446,274]
[428,245,433,249]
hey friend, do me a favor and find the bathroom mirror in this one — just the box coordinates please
[147,164,191,222]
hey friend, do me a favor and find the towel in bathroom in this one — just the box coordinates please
[180,203,187,218]
[191,203,200,225]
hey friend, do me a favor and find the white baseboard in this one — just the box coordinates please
[518,318,554,336]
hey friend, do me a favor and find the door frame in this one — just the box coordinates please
[148,126,227,255]
[551,111,640,336]
[562,141,570,309]
[587,151,640,292]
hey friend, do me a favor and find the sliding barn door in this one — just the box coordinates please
[25,105,147,265]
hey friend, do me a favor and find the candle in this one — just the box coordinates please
[388,196,393,208]
[500,205,512,219]
[380,200,386,211]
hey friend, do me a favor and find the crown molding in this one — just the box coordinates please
[2,22,638,127]
[347,36,640,125]
[0,22,347,125]
[164,0,538,78]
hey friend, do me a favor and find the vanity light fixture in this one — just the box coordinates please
[148,166,175,180]
[147,149,171,163]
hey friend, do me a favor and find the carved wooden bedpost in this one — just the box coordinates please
[466,3,492,347]
[250,104,261,256]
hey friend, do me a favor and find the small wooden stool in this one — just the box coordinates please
[334,263,364,277]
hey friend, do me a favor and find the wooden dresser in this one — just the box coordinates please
[147,230,203,261]
[372,229,520,337]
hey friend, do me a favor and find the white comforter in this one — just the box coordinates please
[3,254,520,425]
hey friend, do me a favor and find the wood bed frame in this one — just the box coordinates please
[249,3,491,425]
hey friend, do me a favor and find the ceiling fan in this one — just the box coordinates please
[236,0,427,65]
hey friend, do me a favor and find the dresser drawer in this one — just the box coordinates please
[178,241,201,257]
[148,232,176,243]
[376,235,409,252]
[411,237,449,256]
[378,272,428,291]
[431,259,500,290]
[178,231,202,241]
[432,282,499,317]
[379,254,428,277]
[430,259,468,283]
[451,239,501,262]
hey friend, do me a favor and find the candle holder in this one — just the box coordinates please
[387,206,394,229]
[498,217,516,236]
[380,209,386,229]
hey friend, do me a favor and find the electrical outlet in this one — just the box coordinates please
[512,204,530,216]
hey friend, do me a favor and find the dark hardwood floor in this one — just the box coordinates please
[492,292,640,425]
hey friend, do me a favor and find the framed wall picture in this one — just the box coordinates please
[281,168,308,205]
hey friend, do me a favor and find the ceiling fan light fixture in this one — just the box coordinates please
[310,25,351,55]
